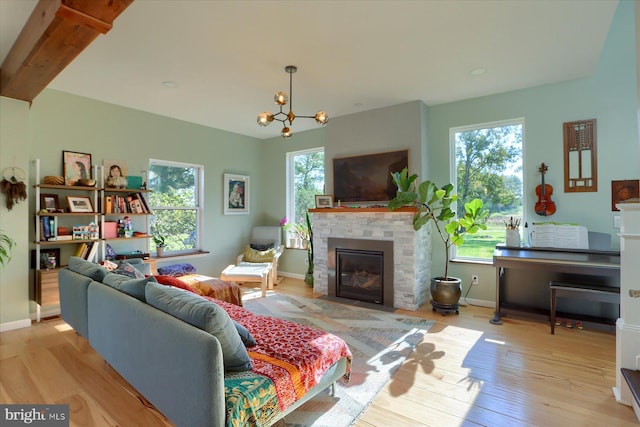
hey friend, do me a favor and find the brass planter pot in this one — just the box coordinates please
[430,277,462,315]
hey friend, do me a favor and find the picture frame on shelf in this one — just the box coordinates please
[63,150,92,186]
[103,159,128,188]
[40,194,60,212]
[315,195,333,208]
[223,173,249,215]
[611,179,639,211]
[66,196,94,213]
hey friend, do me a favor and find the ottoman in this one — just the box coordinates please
[220,262,273,297]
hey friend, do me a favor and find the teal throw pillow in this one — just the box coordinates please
[233,320,257,347]
[67,256,108,282]
[102,272,156,302]
[145,281,252,372]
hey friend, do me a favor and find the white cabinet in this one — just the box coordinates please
[614,202,640,411]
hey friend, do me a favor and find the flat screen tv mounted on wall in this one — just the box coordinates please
[333,150,409,203]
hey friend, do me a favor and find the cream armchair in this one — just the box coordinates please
[236,226,284,284]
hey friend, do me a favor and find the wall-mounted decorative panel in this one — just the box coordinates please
[563,119,597,192]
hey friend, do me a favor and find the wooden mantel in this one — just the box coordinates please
[309,207,417,214]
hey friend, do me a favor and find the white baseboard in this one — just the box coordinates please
[0,318,31,332]
[278,271,305,280]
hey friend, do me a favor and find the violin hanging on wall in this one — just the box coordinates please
[535,162,556,216]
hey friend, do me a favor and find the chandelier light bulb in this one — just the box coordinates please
[257,112,273,127]
[257,65,327,138]
[274,92,288,105]
[315,111,329,125]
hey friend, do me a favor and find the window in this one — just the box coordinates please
[148,159,203,256]
[286,148,324,242]
[451,119,524,261]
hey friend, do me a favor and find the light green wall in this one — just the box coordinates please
[0,97,31,327]
[28,89,266,277]
[427,0,639,302]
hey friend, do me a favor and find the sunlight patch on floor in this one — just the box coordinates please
[55,323,73,332]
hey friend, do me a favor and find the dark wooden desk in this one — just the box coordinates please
[491,245,620,325]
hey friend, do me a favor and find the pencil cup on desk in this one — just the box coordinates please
[506,229,521,247]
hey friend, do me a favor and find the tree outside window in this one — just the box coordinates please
[148,160,203,255]
[451,119,524,260]
[286,148,324,242]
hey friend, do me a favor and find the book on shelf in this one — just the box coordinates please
[40,216,58,241]
[74,243,88,258]
[86,241,99,262]
[105,195,114,213]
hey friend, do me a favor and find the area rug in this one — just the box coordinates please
[243,293,434,427]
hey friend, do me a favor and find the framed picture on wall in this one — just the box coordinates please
[611,179,639,211]
[63,151,92,186]
[223,173,249,215]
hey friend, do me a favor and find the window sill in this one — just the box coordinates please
[151,250,210,262]
[285,246,309,251]
[451,258,493,266]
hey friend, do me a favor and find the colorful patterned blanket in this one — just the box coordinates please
[214,299,352,427]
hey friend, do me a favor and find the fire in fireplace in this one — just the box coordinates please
[328,238,394,307]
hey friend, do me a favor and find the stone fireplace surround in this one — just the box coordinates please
[310,208,432,311]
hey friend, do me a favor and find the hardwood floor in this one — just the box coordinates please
[1,277,636,426]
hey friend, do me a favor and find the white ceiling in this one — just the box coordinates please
[0,0,618,139]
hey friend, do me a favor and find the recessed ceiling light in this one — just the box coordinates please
[470,68,486,76]
[161,81,178,88]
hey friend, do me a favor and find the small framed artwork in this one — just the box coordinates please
[315,195,333,208]
[63,151,92,186]
[611,179,639,211]
[103,159,128,188]
[40,194,60,212]
[31,248,60,269]
[224,173,249,215]
[66,196,94,213]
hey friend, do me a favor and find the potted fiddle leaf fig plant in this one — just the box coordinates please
[388,167,489,314]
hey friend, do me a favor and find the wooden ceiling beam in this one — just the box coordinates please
[0,0,133,102]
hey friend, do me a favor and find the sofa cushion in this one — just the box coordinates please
[102,272,157,302]
[243,245,276,263]
[68,256,108,282]
[233,320,257,347]
[113,260,146,278]
[145,281,252,372]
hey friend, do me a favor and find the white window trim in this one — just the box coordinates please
[449,118,525,262]
[148,158,204,255]
[285,146,324,222]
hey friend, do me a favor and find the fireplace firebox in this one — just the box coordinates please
[328,238,394,307]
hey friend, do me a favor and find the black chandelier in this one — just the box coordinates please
[257,65,328,138]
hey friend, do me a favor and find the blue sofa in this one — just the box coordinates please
[58,257,349,427]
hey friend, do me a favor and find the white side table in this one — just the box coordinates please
[220,262,273,297]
